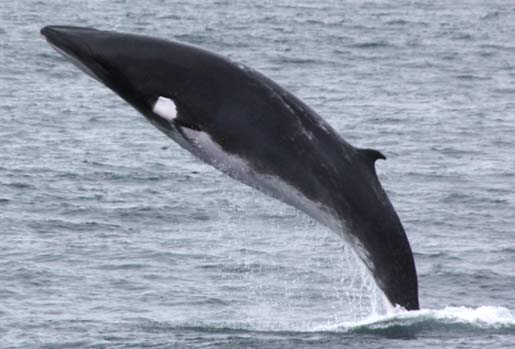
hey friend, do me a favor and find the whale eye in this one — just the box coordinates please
[152,96,177,121]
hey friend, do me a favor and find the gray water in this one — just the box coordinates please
[2,0,515,348]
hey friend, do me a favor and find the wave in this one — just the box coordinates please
[316,306,515,337]
[148,306,515,340]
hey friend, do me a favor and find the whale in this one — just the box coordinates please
[41,25,419,310]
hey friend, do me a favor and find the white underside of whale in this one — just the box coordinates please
[151,95,375,274]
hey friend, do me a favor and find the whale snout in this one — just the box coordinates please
[41,26,98,56]
[41,25,99,38]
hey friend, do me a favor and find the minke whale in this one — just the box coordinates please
[41,25,419,310]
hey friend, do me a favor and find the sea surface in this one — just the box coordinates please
[1,1,515,348]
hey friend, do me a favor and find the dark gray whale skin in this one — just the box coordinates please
[41,25,419,310]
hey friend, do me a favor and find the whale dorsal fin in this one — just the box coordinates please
[358,148,386,180]
[359,148,386,164]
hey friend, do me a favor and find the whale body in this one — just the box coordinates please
[41,25,419,310]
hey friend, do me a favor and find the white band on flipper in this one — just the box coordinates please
[152,96,177,121]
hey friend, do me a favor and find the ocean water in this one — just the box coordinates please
[1,0,515,348]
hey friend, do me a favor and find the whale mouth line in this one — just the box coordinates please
[46,42,102,83]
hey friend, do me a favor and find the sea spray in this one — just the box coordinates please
[313,305,515,335]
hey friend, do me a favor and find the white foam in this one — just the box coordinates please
[431,306,515,327]
[314,305,515,332]
[152,96,177,121]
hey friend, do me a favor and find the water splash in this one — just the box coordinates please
[314,305,515,336]
[334,244,391,320]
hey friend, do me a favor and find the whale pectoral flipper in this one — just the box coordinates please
[175,117,201,131]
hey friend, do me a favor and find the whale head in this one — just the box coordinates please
[41,26,228,140]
